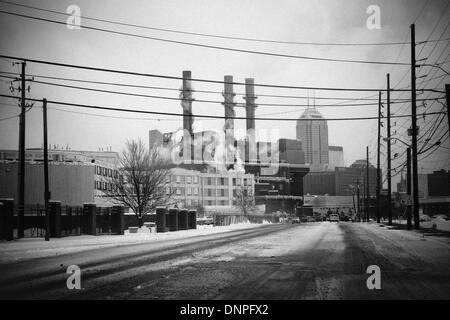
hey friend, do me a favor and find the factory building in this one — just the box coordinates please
[149,71,310,214]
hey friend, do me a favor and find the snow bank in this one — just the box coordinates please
[0,222,269,263]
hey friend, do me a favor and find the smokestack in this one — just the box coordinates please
[223,75,235,134]
[223,75,236,167]
[181,70,194,135]
[244,78,257,163]
[244,78,257,131]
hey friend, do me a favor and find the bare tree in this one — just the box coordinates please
[234,185,256,215]
[102,139,173,227]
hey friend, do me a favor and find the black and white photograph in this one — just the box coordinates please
[0,0,449,309]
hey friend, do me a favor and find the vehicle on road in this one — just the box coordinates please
[197,216,214,225]
[306,216,316,222]
[292,217,300,224]
[329,214,340,222]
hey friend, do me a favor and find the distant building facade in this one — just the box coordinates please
[296,107,329,166]
[0,149,118,206]
[166,167,254,208]
[328,146,344,169]
[303,159,380,196]
[427,170,450,197]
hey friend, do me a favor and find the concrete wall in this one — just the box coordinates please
[0,163,94,205]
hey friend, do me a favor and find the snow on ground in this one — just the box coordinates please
[391,218,450,232]
[357,222,450,269]
[0,222,271,263]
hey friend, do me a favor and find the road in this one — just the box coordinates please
[0,222,449,299]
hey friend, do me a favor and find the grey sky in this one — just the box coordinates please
[0,0,449,189]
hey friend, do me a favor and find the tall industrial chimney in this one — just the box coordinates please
[244,78,257,162]
[223,75,235,134]
[223,75,236,166]
[181,70,194,163]
[244,78,257,131]
[181,70,194,135]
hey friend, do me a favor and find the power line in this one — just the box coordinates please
[0,0,433,47]
[0,94,446,122]
[0,54,440,92]
[0,10,413,66]
[0,70,432,102]
[19,76,445,108]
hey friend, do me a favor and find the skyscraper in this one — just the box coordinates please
[296,107,329,166]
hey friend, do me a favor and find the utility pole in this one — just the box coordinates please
[406,148,412,230]
[446,84,450,133]
[377,91,381,224]
[387,73,392,226]
[356,178,360,222]
[366,146,370,222]
[43,99,50,241]
[411,24,420,229]
[17,61,26,238]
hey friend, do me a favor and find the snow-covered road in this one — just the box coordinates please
[0,222,449,299]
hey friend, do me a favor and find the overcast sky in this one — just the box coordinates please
[0,0,449,189]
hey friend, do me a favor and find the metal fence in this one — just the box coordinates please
[23,204,46,238]
[60,205,83,236]
[0,199,125,240]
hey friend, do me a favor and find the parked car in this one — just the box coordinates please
[329,214,340,222]
[292,217,300,224]
[419,214,432,222]
[197,216,214,225]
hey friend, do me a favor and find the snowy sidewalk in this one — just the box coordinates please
[0,222,271,263]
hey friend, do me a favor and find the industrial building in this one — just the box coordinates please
[149,71,310,215]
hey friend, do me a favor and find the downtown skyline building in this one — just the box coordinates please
[296,106,329,168]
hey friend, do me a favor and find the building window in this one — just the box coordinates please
[176,188,181,195]
[103,167,107,176]
[166,187,171,195]
[193,176,199,184]
[187,176,192,184]
[175,175,181,184]
[219,189,228,197]
[193,187,198,195]
[187,187,192,195]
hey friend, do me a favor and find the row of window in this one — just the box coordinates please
[95,165,118,178]
[167,175,252,186]
[167,175,200,184]
[95,180,113,191]
[168,187,233,197]
[176,199,231,207]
